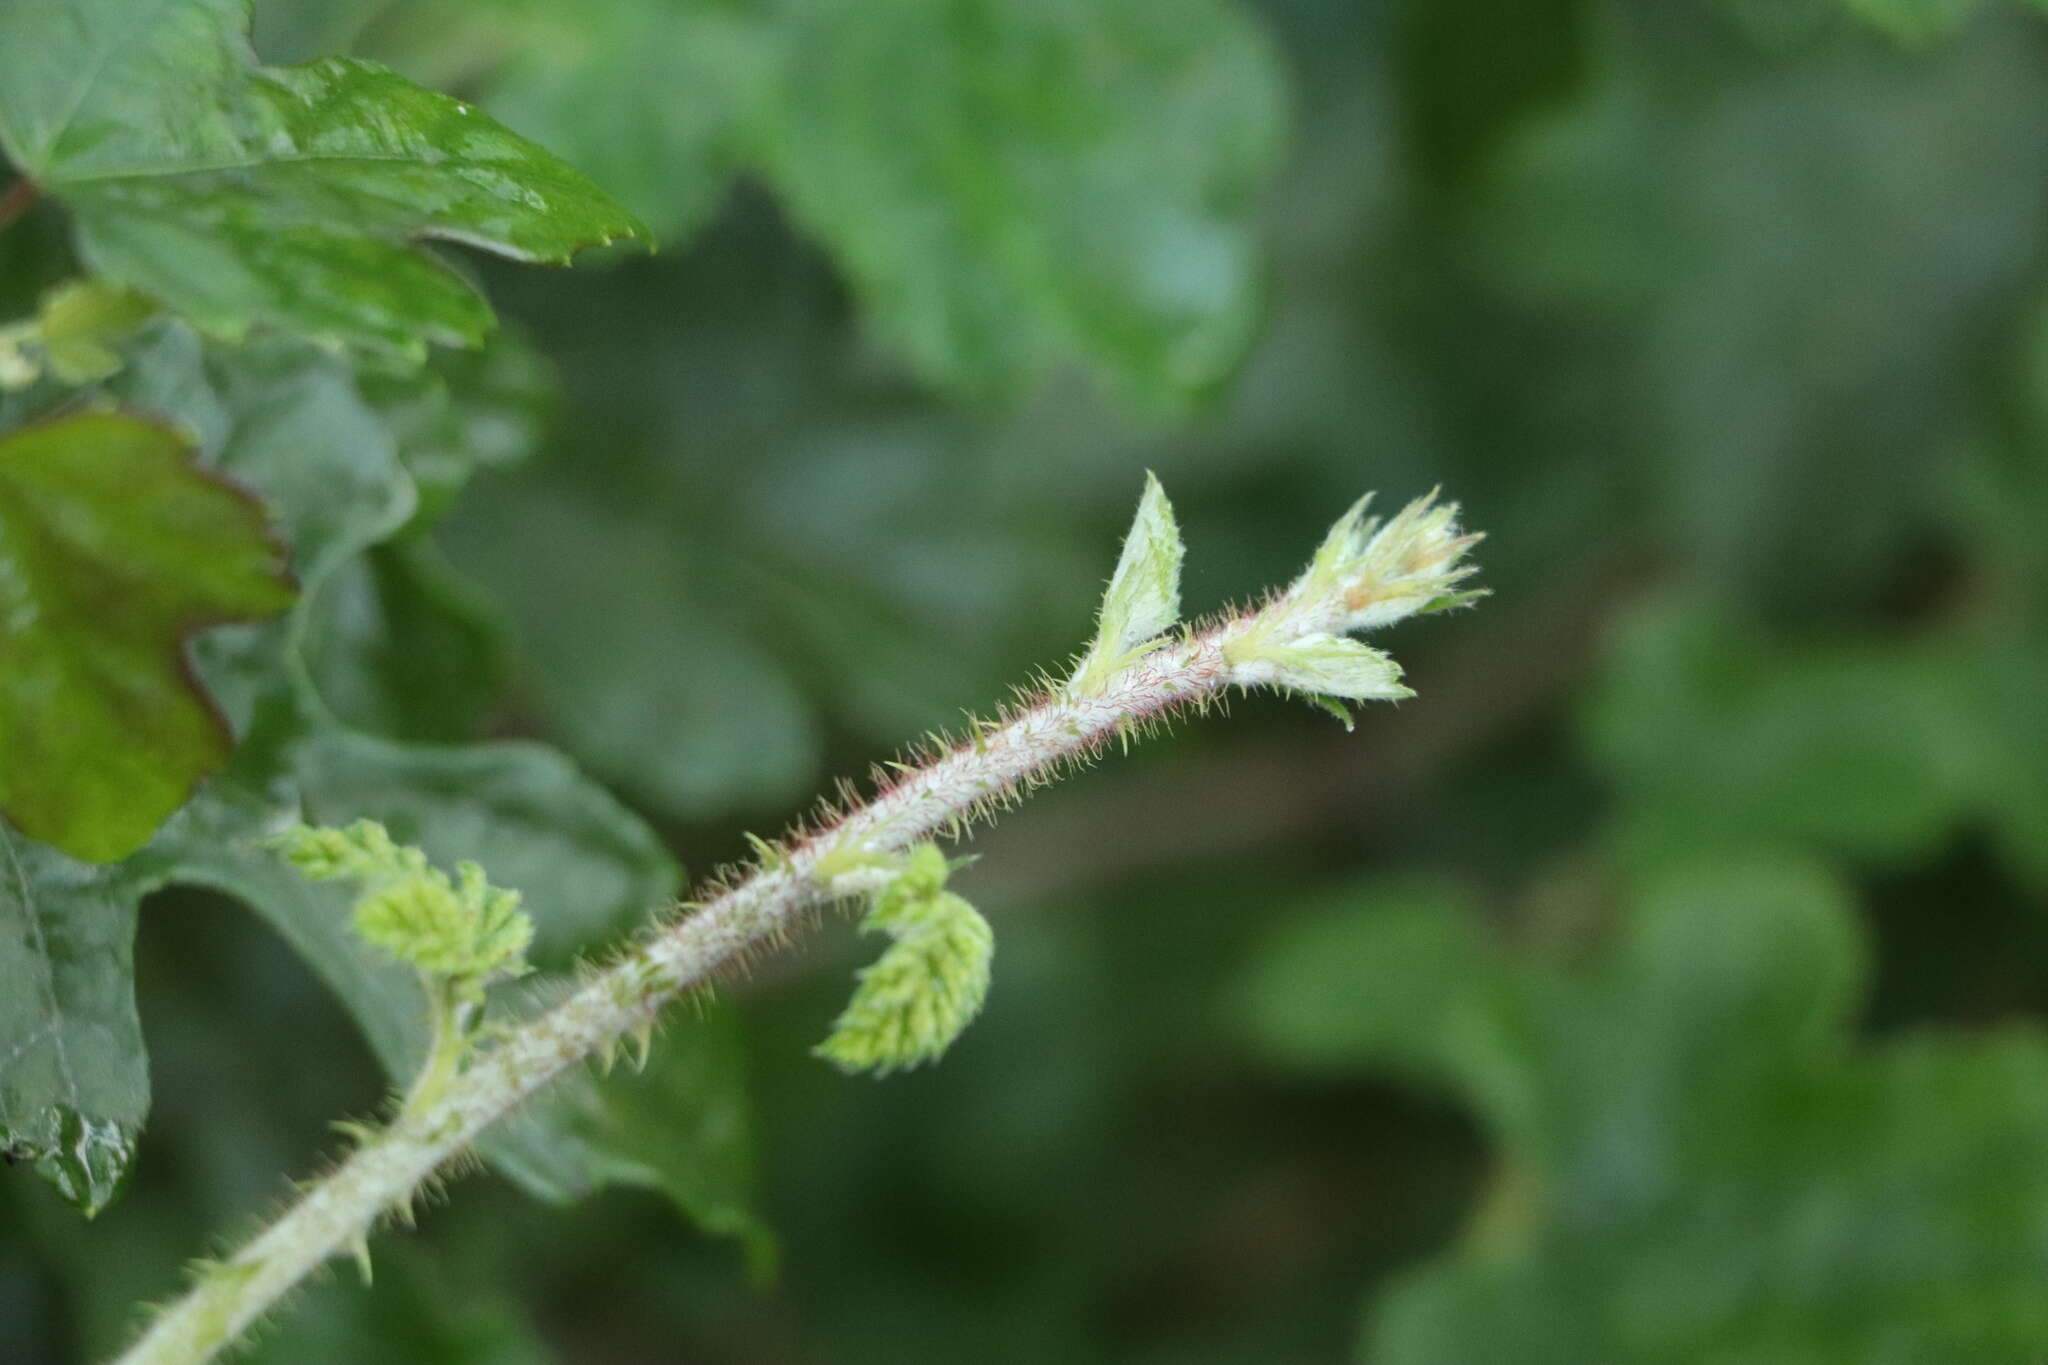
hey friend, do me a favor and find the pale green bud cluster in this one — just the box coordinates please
[1222,489,1481,709]
[815,843,994,1076]
[270,820,533,998]
[1288,490,1483,634]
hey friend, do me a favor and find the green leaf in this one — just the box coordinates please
[84,326,536,757]
[0,0,646,360]
[103,320,530,746]
[220,724,769,1252]
[283,735,767,1252]
[104,320,418,738]
[431,0,766,240]
[759,0,1288,403]
[0,412,294,861]
[1231,634,1412,702]
[0,325,406,1204]
[292,729,677,965]
[0,825,148,1215]
[273,819,536,984]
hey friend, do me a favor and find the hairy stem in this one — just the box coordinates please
[112,488,1480,1365]
[116,638,1242,1365]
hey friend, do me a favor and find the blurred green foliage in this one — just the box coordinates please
[1243,860,2048,1362]
[6,0,2048,1361]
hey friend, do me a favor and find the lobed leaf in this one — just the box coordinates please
[0,413,294,861]
[0,0,646,360]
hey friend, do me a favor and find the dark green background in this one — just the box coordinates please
[7,0,2048,1360]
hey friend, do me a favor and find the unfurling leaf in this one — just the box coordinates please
[1069,472,1185,695]
[817,844,994,1075]
[354,864,532,982]
[270,818,429,885]
[1223,632,1412,701]
[272,820,533,989]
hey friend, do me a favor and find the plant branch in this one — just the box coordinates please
[111,486,1480,1365]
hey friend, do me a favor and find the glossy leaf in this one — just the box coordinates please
[0,412,294,861]
[441,0,763,239]
[0,0,646,359]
